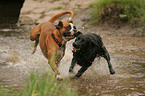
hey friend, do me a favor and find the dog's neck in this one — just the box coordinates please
[53,30,62,42]
[52,30,66,48]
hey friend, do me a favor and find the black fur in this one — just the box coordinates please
[69,31,115,79]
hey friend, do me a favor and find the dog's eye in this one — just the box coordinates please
[73,26,76,29]
[65,25,71,31]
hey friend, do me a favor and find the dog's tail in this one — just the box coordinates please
[48,11,74,23]
[30,11,74,41]
[30,11,74,54]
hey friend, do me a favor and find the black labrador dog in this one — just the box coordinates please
[69,31,115,79]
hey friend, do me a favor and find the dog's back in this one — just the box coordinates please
[87,33,103,47]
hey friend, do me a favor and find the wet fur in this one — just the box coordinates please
[69,32,115,79]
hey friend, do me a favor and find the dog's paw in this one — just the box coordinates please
[110,70,115,75]
[71,76,79,80]
[69,69,74,73]
[56,75,63,81]
[31,47,36,54]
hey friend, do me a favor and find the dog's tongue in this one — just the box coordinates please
[73,47,79,52]
[66,36,74,39]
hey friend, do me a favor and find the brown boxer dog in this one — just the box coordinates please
[30,11,77,80]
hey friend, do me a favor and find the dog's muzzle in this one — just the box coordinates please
[63,29,77,39]
[73,47,80,52]
[72,42,80,52]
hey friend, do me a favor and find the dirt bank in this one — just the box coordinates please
[19,0,94,23]
[19,0,144,37]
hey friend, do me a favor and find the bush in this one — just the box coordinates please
[89,0,145,25]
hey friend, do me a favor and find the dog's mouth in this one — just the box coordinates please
[63,31,76,40]
[73,47,80,52]
[65,35,75,39]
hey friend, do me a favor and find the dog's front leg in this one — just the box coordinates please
[72,66,89,79]
[69,58,76,73]
[48,52,62,80]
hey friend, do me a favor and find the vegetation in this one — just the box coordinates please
[52,6,63,10]
[89,0,145,26]
[0,72,78,96]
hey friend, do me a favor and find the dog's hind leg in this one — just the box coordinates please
[102,48,115,75]
[31,40,39,54]
[69,58,76,73]
[31,34,40,54]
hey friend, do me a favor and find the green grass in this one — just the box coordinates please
[52,6,63,10]
[89,0,145,25]
[0,72,78,96]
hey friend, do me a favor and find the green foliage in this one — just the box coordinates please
[0,72,78,96]
[89,0,145,25]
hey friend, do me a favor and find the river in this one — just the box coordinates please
[0,25,145,96]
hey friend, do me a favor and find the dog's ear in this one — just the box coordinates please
[56,21,63,30]
[74,31,83,37]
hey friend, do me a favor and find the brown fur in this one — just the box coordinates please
[30,11,75,80]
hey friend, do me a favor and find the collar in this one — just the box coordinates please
[51,33,65,48]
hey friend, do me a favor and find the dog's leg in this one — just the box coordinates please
[69,58,76,73]
[103,52,115,75]
[102,46,115,74]
[48,52,62,80]
[72,66,89,79]
[31,40,39,54]
[31,34,40,54]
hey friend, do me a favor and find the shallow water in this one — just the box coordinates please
[0,26,145,96]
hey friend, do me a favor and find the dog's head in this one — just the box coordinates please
[72,32,98,52]
[56,21,77,41]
